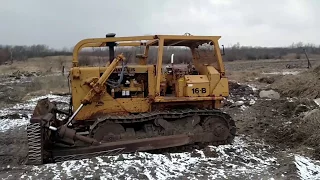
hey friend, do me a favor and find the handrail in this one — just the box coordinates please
[71,35,222,67]
[72,36,157,67]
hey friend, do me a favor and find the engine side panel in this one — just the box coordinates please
[184,75,210,97]
[69,63,227,121]
[70,65,155,120]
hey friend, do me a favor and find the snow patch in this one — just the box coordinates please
[314,98,320,107]
[234,101,244,106]
[248,84,259,91]
[0,118,29,132]
[294,155,320,180]
[240,105,249,111]
[262,71,300,75]
[249,99,256,105]
[0,94,70,132]
[228,99,235,104]
[28,94,70,104]
[19,136,279,179]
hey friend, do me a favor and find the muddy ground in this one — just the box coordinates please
[0,58,320,179]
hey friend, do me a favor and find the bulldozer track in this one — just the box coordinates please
[26,122,43,165]
[93,108,233,124]
[56,108,235,163]
[27,108,236,164]
[93,109,232,123]
[91,108,236,143]
[89,108,236,152]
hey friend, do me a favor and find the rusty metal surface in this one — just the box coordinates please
[51,134,192,162]
[30,98,56,123]
[53,148,125,162]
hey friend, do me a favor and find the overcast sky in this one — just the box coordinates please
[1,0,319,49]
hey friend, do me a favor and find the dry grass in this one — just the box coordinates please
[226,70,261,82]
[0,55,117,76]
[22,75,69,100]
[271,65,320,99]
[0,74,69,108]
[0,56,72,76]
[300,109,320,146]
[282,53,320,60]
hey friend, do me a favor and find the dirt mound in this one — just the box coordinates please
[229,81,255,97]
[223,81,257,108]
[258,76,275,84]
[271,65,320,99]
[0,127,28,166]
[227,97,320,159]
[8,70,41,79]
[299,109,320,147]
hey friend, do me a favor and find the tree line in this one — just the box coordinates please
[1,42,319,65]
[223,42,320,61]
[0,44,72,65]
[77,42,320,65]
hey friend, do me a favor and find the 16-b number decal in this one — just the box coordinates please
[192,88,206,94]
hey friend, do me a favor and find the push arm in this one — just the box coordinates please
[81,53,126,105]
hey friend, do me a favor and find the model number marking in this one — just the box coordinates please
[192,88,206,94]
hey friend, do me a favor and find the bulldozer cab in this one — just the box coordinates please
[144,35,226,97]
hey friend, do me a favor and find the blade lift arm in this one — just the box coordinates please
[64,53,126,126]
[42,54,126,148]
[81,53,126,105]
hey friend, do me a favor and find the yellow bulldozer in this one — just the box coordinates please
[26,33,236,164]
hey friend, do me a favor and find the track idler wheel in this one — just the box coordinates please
[92,122,125,142]
[202,115,236,145]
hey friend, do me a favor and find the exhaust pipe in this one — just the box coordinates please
[106,33,116,63]
[171,54,174,64]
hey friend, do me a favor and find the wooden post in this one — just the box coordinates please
[303,49,312,69]
[62,66,65,76]
[10,48,13,64]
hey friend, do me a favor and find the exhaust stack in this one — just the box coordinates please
[106,33,116,63]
